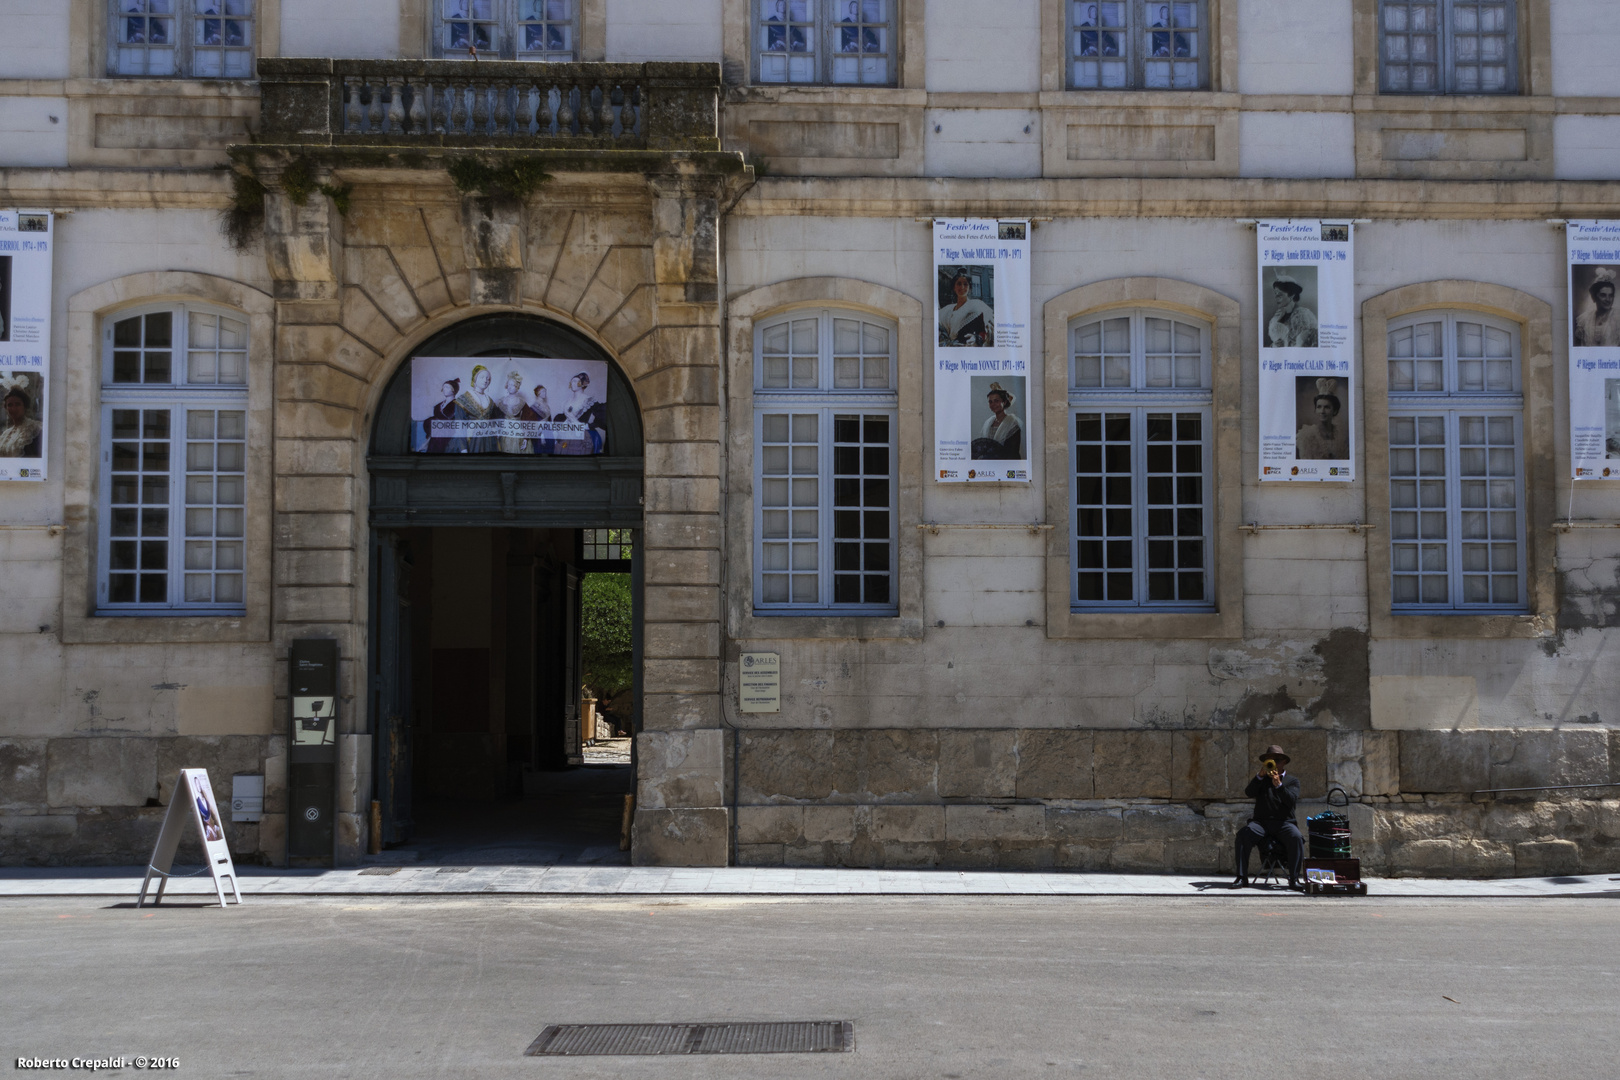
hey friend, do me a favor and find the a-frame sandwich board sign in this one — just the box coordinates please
[138,768,243,908]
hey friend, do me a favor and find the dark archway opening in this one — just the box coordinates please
[366,314,643,865]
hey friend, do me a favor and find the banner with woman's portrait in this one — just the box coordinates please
[411,355,610,456]
[933,218,1032,483]
[1568,221,1620,478]
[0,210,53,482]
[1257,220,1355,482]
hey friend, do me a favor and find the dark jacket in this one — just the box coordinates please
[1245,771,1300,824]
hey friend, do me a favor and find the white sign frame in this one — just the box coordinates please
[1567,220,1620,479]
[932,218,1033,483]
[0,210,53,482]
[738,651,781,713]
[138,769,243,908]
[1257,220,1357,482]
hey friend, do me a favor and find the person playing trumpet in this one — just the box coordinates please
[1233,743,1304,888]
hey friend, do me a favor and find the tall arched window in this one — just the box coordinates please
[753,309,897,613]
[1069,308,1212,610]
[98,303,250,612]
[1386,311,1525,610]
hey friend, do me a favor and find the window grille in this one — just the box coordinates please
[99,304,249,613]
[110,0,254,78]
[754,311,897,613]
[1070,310,1213,610]
[1387,312,1525,610]
[1379,0,1516,94]
[1069,0,1207,90]
[754,0,894,86]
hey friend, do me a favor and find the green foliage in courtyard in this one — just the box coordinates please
[581,572,633,701]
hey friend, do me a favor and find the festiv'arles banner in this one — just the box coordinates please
[1257,220,1355,482]
[933,218,1032,483]
[0,210,53,482]
[412,356,609,455]
[1568,221,1620,479]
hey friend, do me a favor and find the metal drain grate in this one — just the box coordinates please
[525,1021,854,1057]
[358,867,401,876]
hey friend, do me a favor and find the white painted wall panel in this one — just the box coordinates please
[1554,116,1620,181]
[606,0,722,61]
[1551,0,1620,97]
[1237,0,1353,95]
[280,0,400,59]
[923,108,1041,177]
[925,0,1040,93]
[0,1,73,79]
[0,97,69,168]
[1239,111,1355,178]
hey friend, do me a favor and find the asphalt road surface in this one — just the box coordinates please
[3,894,1615,1079]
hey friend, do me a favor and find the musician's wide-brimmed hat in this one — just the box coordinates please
[1259,744,1291,764]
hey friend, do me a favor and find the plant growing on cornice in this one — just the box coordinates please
[318,182,353,217]
[280,157,318,206]
[446,155,553,201]
[220,167,266,251]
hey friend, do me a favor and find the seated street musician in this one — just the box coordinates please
[1233,744,1304,889]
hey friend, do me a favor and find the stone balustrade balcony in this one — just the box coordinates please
[257,58,721,152]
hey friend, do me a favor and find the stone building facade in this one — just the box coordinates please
[1,0,1618,877]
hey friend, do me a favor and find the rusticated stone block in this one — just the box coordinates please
[870,805,945,843]
[0,739,48,809]
[737,843,784,866]
[1400,731,1493,793]
[737,730,855,802]
[1016,730,1093,799]
[1488,730,1610,791]
[803,805,857,843]
[1046,806,1123,840]
[154,736,269,805]
[1055,840,1112,870]
[1389,837,1514,876]
[736,804,803,845]
[879,841,944,868]
[1111,840,1167,870]
[46,738,158,809]
[637,730,724,809]
[1122,805,1218,844]
[945,804,1045,842]
[857,730,938,802]
[1172,731,1240,800]
[937,730,1016,799]
[1093,731,1171,799]
[1514,840,1580,877]
[632,807,730,866]
[1167,839,1224,873]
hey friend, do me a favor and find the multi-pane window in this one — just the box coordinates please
[754,0,894,86]
[99,305,250,613]
[754,311,897,613]
[1379,0,1516,94]
[1387,313,1524,611]
[1070,310,1212,609]
[110,0,254,78]
[437,0,577,60]
[1069,0,1207,90]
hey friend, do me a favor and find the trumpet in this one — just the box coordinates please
[1262,758,1280,781]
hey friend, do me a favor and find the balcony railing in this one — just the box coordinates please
[257,59,721,152]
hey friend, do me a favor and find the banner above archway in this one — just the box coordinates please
[411,355,610,456]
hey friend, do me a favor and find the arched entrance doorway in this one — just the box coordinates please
[367,313,644,862]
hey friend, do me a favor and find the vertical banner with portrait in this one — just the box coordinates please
[410,356,609,455]
[933,218,1032,483]
[0,210,53,482]
[1257,220,1355,482]
[1568,221,1620,479]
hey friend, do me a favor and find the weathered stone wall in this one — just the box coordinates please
[732,728,1620,876]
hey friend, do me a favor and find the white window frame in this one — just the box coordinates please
[434,0,579,61]
[1386,310,1526,613]
[753,308,899,616]
[97,302,250,616]
[1377,0,1518,95]
[1069,308,1214,612]
[108,0,256,79]
[752,0,897,87]
[1067,0,1209,91]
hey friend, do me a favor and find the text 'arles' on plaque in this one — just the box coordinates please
[739,652,781,713]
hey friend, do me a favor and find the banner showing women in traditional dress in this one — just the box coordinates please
[1568,221,1620,478]
[933,219,1032,483]
[411,356,609,455]
[0,210,53,483]
[1257,221,1355,482]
